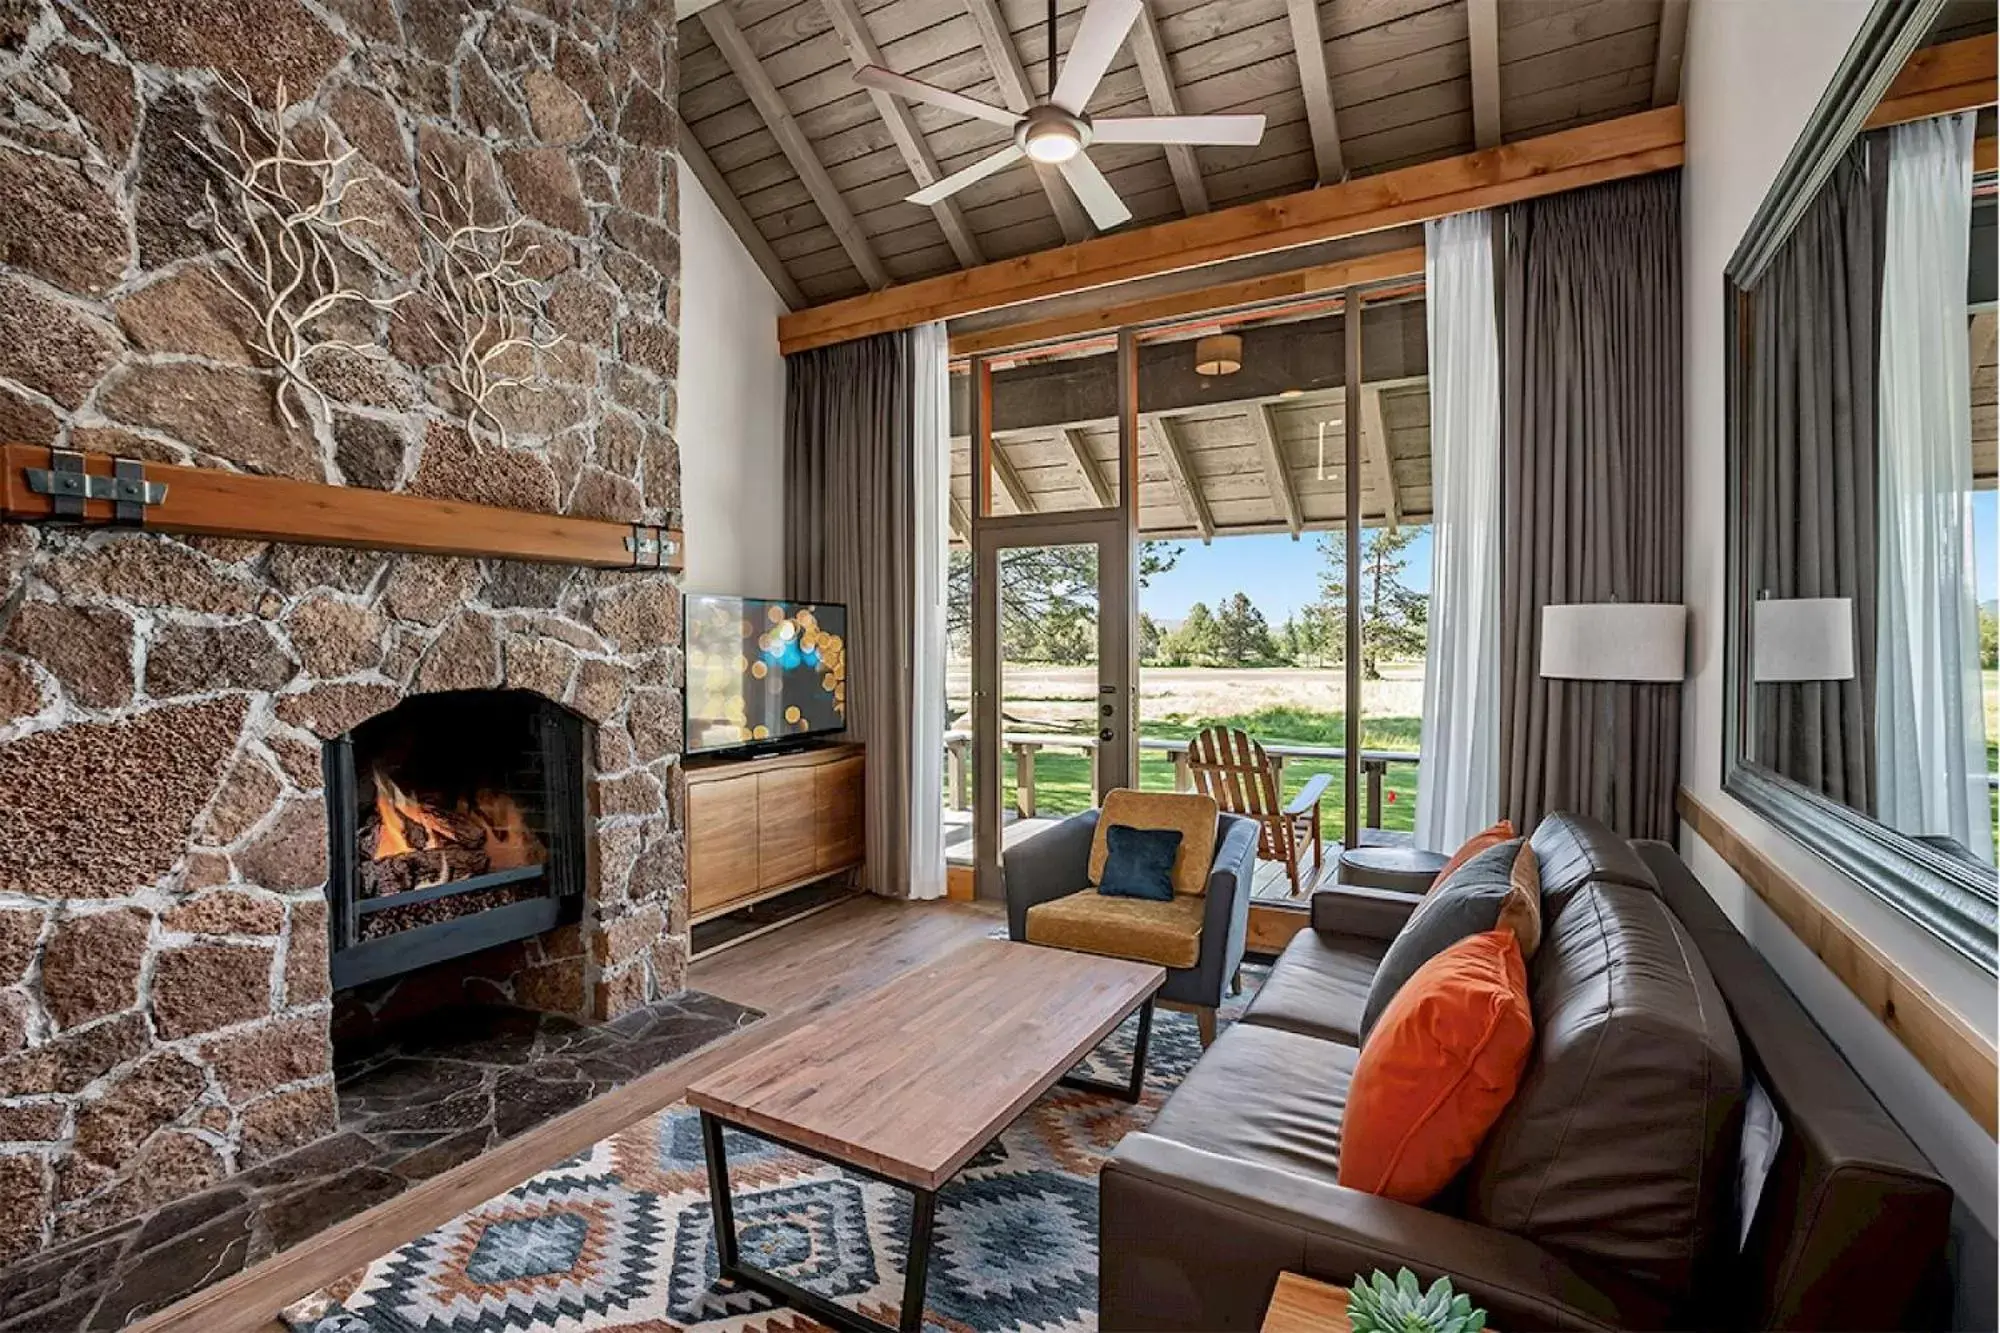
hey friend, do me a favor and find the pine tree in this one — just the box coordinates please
[1312,527,1429,679]
[1214,592,1279,665]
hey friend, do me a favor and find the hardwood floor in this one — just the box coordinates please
[134,896,1004,1333]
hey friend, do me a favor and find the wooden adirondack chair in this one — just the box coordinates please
[1185,725,1332,896]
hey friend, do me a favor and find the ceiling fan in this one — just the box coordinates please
[853,0,1266,231]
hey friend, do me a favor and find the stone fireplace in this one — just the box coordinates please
[0,0,687,1272]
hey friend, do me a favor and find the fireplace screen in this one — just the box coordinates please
[323,690,586,989]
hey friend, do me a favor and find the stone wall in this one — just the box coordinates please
[0,0,683,1263]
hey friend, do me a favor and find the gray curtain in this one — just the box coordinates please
[1748,139,1880,813]
[784,330,916,895]
[1499,172,1683,840]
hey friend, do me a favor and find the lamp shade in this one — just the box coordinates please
[1539,603,1687,682]
[1193,334,1242,376]
[1753,597,1855,682]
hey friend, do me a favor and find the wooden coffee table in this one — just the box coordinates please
[686,939,1165,1333]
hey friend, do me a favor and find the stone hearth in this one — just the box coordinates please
[0,0,686,1278]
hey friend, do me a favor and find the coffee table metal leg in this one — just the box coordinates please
[699,1110,939,1333]
[699,1111,740,1275]
[899,1189,937,1333]
[1057,996,1154,1103]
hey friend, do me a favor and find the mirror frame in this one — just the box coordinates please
[1723,0,1998,974]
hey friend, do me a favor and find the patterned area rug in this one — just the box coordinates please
[299,967,1262,1333]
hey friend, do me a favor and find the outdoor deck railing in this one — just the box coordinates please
[942,729,1422,829]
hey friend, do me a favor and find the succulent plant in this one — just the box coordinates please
[1345,1268,1488,1333]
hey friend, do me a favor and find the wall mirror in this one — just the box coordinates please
[1725,0,1998,971]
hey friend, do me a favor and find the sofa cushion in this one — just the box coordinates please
[1143,1021,1357,1186]
[1089,789,1219,896]
[1429,818,1517,892]
[1496,840,1543,960]
[1025,888,1205,969]
[1339,929,1535,1204]
[1240,928,1388,1045]
[1465,880,1744,1306]
[1358,839,1526,1043]
[1530,811,1658,918]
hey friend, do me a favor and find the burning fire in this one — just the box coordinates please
[369,769,542,887]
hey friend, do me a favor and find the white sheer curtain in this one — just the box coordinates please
[1415,210,1503,852]
[1874,112,1991,865]
[906,321,950,897]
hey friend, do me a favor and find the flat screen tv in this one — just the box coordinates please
[684,594,849,756]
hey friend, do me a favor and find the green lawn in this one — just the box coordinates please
[983,703,1423,840]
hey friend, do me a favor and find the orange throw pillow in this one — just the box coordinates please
[1338,929,1535,1204]
[1427,819,1517,894]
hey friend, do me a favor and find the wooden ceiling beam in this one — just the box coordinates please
[1249,403,1303,537]
[1129,0,1208,214]
[820,0,984,269]
[1651,0,1690,108]
[989,442,1036,513]
[962,0,1093,244]
[1863,34,1996,130]
[1467,0,1502,149]
[1144,413,1214,543]
[677,117,804,311]
[781,107,1684,353]
[948,491,972,540]
[1060,428,1114,508]
[950,245,1424,357]
[1360,384,1398,531]
[700,4,890,291]
[1284,0,1346,184]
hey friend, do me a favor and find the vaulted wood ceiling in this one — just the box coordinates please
[676,0,1691,309]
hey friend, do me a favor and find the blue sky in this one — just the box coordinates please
[1142,529,1433,624]
[1144,495,1993,623]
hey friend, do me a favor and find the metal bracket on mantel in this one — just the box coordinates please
[625,515,681,570]
[24,450,167,525]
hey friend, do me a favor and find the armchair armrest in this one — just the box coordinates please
[1309,884,1423,939]
[1002,809,1098,941]
[1180,813,1258,1004]
[1282,771,1334,818]
[1101,1135,1659,1333]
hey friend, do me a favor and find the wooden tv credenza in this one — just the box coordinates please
[684,742,864,923]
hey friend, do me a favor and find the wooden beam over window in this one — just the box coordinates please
[1284,0,1345,184]
[1651,0,1690,108]
[1467,0,1502,149]
[962,0,1093,244]
[989,441,1036,513]
[1129,0,1208,214]
[1863,33,1997,130]
[678,120,805,311]
[949,245,1424,357]
[1360,385,1398,530]
[821,0,984,269]
[1060,427,1114,507]
[1249,403,1303,537]
[701,4,890,291]
[781,107,1684,353]
[1144,413,1214,543]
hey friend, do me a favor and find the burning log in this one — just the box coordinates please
[359,768,543,902]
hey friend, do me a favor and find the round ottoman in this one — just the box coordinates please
[1335,844,1449,895]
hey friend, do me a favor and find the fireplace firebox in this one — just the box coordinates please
[323,690,588,989]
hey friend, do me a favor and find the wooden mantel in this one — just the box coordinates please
[0,444,682,572]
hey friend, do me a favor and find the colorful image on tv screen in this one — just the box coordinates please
[686,596,847,753]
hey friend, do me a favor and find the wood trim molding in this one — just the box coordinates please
[781,107,1684,354]
[0,445,682,571]
[1677,788,1998,1137]
[946,244,1424,357]
[1246,901,1309,955]
[1862,33,1996,130]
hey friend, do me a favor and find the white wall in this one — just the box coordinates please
[1679,0,1998,1319]
[674,156,788,599]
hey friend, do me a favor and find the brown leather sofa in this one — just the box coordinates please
[1099,814,1952,1332]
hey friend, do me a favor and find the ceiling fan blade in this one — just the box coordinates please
[1058,153,1133,230]
[908,144,1026,206]
[1051,0,1143,113]
[1091,114,1267,146]
[853,65,1016,128]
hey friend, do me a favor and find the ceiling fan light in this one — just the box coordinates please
[1194,333,1243,377]
[1023,122,1082,163]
